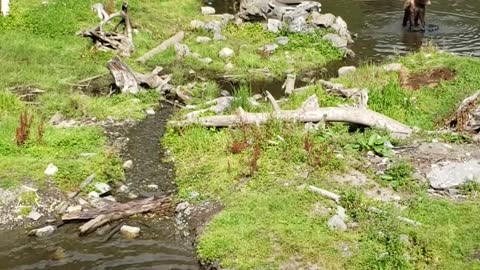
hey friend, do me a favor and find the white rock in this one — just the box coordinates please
[27,210,42,221]
[88,191,100,199]
[327,215,347,231]
[196,36,212,43]
[190,191,200,199]
[276,36,289,46]
[120,225,141,239]
[147,184,159,190]
[34,225,56,237]
[190,20,205,29]
[338,66,357,77]
[200,57,213,64]
[219,48,234,58]
[123,160,133,170]
[78,198,89,206]
[267,19,282,33]
[427,159,480,189]
[213,32,226,41]
[66,205,82,213]
[383,63,403,72]
[103,196,116,202]
[201,6,215,15]
[94,182,111,194]
[336,206,347,220]
[117,185,129,193]
[145,108,155,115]
[44,163,58,176]
[323,33,348,48]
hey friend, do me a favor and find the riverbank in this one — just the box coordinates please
[164,50,480,269]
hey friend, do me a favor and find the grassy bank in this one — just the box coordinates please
[164,51,480,269]
[0,0,343,216]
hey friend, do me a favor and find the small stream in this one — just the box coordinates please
[1,0,479,269]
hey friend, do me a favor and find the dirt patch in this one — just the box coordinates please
[400,68,456,90]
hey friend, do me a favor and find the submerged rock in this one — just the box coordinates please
[120,225,141,239]
[32,225,56,237]
[427,159,480,189]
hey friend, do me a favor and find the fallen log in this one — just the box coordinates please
[136,31,185,63]
[308,185,341,203]
[169,95,413,137]
[107,57,172,94]
[62,196,170,235]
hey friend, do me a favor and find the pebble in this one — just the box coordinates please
[145,108,155,115]
[176,201,190,212]
[27,210,42,221]
[147,184,159,190]
[66,205,82,213]
[44,163,58,176]
[117,185,130,193]
[276,36,290,46]
[120,225,141,239]
[123,160,133,170]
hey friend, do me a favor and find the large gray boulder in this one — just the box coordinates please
[323,33,348,48]
[427,159,480,189]
[310,12,336,28]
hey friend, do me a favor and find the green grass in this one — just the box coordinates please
[165,52,480,269]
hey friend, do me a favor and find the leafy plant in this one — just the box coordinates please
[346,133,392,156]
[380,161,416,191]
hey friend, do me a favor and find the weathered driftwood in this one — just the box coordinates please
[283,74,296,95]
[136,31,185,63]
[169,95,413,137]
[319,79,369,109]
[444,91,480,132]
[62,196,170,235]
[265,91,280,112]
[107,57,172,94]
[308,185,422,226]
[69,174,96,199]
[78,1,134,57]
[308,185,341,203]
[91,3,109,21]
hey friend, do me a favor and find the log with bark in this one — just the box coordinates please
[62,196,170,235]
[169,94,413,137]
[444,91,480,132]
[78,1,134,57]
[106,56,172,94]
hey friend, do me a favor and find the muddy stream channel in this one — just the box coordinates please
[1,0,479,269]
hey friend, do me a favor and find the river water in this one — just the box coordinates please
[1,0,479,269]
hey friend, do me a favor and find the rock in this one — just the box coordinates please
[288,16,307,33]
[196,36,212,43]
[220,90,231,97]
[190,20,205,29]
[123,160,133,170]
[221,14,235,24]
[323,33,348,48]
[49,112,64,125]
[103,196,116,202]
[427,159,480,189]
[341,48,356,58]
[331,16,353,43]
[176,201,190,212]
[88,191,100,199]
[219,48,235,58]
[225,62,234,71]
[201,6,215,15]
[267,18,283,33]
[33,225,56,237]
[66,205,82,213]
[399,234,410,245]
[79,153,97,157]
[336,206,347,220]
[327,215,347,231]
[260,43,278,54]
[204,20,222,33]
[27,210,42,221]
[311,12,336,28]
[190,191,200,199]
[174,43,191,58]
[128,192,138,199]
[147,184,159,190]
[276,36,290,46]
[191,52,201,59]
[120,225,141,239]
[117,185,129,193]
[252,94,263,100]
[213,32,226,41]
[200,57,213,64]
[145,108,155,115]
[78,198,89,206]
[94,182,111,194]
[44,163,58,176]
[338,66,357,77]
